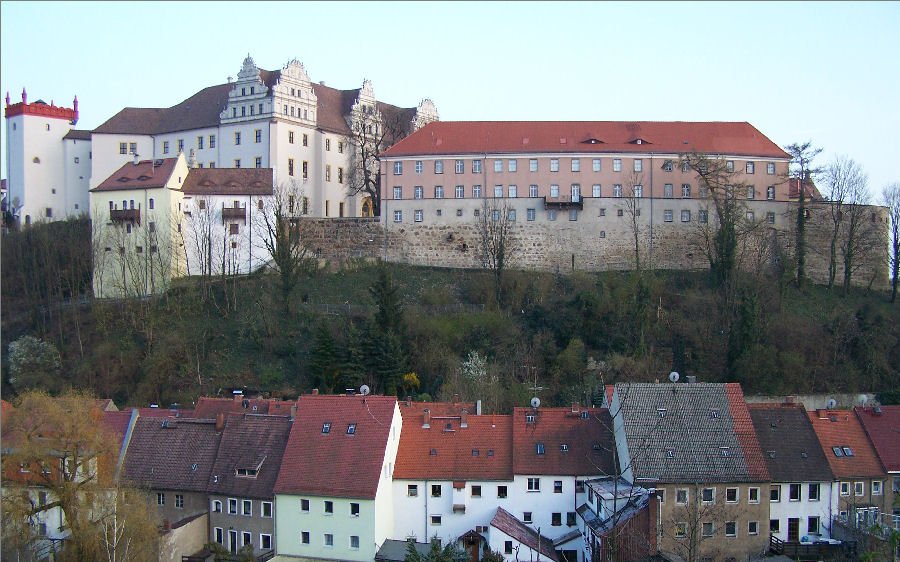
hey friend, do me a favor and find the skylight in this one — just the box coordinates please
[322,422,331,434]
[832,447,844,457]
[347,423,357,435]
[665,448,675,459]
[657,408,667,417]
[429,448,438,456]
[560,444,569,453]
[536,443,545,455]
[842,447,853,457]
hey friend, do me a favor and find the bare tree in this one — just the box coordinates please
[658,486,752,562]
[253,180,314,315]
[477,198,517,308]
[784,142,824,288]
[840,172,876,294]
[882,182,900,303]
[823,156,866,289]
[621,172,646,273]
[345,106,410,218]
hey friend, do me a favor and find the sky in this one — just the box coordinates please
[2,1,899,195]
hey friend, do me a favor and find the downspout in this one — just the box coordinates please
[424,479,429,541]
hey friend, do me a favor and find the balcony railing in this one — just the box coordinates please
[110,208,141,225]
[543,195,583,210]
[222,206,247,221]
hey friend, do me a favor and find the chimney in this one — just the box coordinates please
[453,393,460,405]
[476,400,482,416]
[133,153,140,166]
[685,376,697,384]
[815,409,827,418]
[215,412,225,433]
[571,402,579,413]
[405,396,411,407]
[311,388,319,395]
[423,408,431,429]
[784,395,796,405]
[460,409,468,429]
[163,519,171,531]
[290,403,298,419]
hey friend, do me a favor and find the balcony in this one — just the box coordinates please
[222,206,247,222]
[110,208,141,225]
[769,535,856,559]
[543,195,583,210]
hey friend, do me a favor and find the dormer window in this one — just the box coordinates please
[665,448,675,459]
[526,414,536,423]
[429,448,438,456]
[720,447,730,457]
[657,408,667,417]
[347,423,357,435]
[322,422,331,434]
[472,449,479,457]
[560,444,569,453]
[536,443,545,455]
[709,409,720,419]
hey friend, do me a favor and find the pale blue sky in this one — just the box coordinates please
[2,1,898,194]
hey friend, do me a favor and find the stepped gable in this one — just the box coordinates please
[748,402,834,483]
[808,408,886,478]
[181,168,274,196]
[383,120,790,159]
[206,413,292,500]
[91,157,179,192]
[393,401,512,481]
[512,405,616,477]
[854,405,900,472]
[274,394,397,499]
[616,382,769,483]
[121,417,221,493]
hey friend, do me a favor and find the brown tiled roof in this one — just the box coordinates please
[63,129,92,141]
[807,409,885,478]
[101,410,134,450]
[748,403,834,482]
[490,507,560,562]
[512,406,616,477]
[854,406,900,473]
[191,396,294,418]
[206,414,292,500]
[383,121,791,159]
[181,168,273,196]
[91,157,179,192]
[393,401,512,481]
[121,417,222,492]
[274,394,397,499]
[94,84,232,135]
[788,177,822,200]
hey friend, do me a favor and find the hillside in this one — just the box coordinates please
[2,219,899,411]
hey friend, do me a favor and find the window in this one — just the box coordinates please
[674,523,687,538]
[613,158,622,172]
[215,527,224,544]
[554,480,563,493]
[288,158,295,176]
[393,186,402,200]
[301,531,310,544]
[548,209,557,221]
[657,489,665,503]
[234,132,241,145]
[432,484,442,497]
[770,485,781,502]
[261,534,272,549]
[770,519,780,533]
[702,522,714,537]
[550,184,560,198]
[301,498,310,512]
[664,183,673,198]
[789,483,801,501]
[338,141,344,153]
[872,480,882,495]
[571,158,580,172]
[325,139,331,151]
[242,499,252,515]
[508,185,517,198]
[726,488,738,503]
[523,512,533,524]
[414,210,423,222]
[491,209,500,221]
[509,159,517,172]
[529,159,538,172]
[767,211,776,224]
[119,142,128,155]
[472,485,482,498]
[634,159,642,172]
[473,160,482,173]
[805,483,820,501]
[840,482,850,496]
[209,135,216,148]
[498,485,508,498]
[748,521,759,536]
[435,186,444,199]
[633,184,642,198]
[682,184,691,198]
[749,487,760,503]
[527,478,540,492]
[242,531,252,547]
[681,209,691,222]
[157,492,166,506]
[552,512,562,526]
[431,515,442,526]
[569,209,578,221]
[255,156,262,168]
[213,500,222,512]
[174,494,184,508]
[255,129,262,143]
[854,481,864,496]
[234,159,241,168]
[508,209,517,221]
[350,535,360,549]
[746,162,755,174]
[664,210,673,222]
[494,159,503,172]
[550,159,559,172]
[435,160,444,174]
[302,133,308,146]
[289,131,295,144]
[505,541,513,554]
[843,447,854,456]
[808,516,820,534]
[702,488,715,503]
[325,165,331,181]
[767,162,776,175]
[163,141,170,154]
[725,521,737,537]
[472,185,481,198]
[494,185,504,198]
[414,160,423,174]
[338,167,343,183]
[228,498,237,514]
[149,198,154,210]
[699,210,708,223]
[350,502,360,517]
[455,160,464,173]
[324,500,333,514]
[726,160,735,172]
[394,162,403,175]
[592,184,601,197]
[129,142,137,154]
[262,501,273,517]
[592,158,601,172]
[324,533,333,547]
[413,186,423,199]
[613,184,622,198]
[567,512,577,527]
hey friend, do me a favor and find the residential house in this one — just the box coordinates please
[489,507,560,562]
[807,408,891,528]
[578,478,658,562]
[206,413,292,557]
[611,382,770,562]
[748,402,837,542]
[854,405,900,529]
[273,394,402,562]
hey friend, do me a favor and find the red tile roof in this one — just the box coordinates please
[101,410,134,450]
[512,406,616,477]
[788,177,822,200]
[807,409,885,478]
[192,396,294,418]
[274,394,397,499]
[382,121,791,159]
[490,507,560,562]
[393,401,512,481]
[91,157,179,192]
[181,168,274,196]
[854,406,900,473]
[725,383,771,482]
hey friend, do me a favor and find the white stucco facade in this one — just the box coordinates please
[768,481,839,541]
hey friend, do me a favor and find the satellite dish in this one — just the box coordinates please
[826,399,837,409]
[668,371,680,383]
[359,384,371,396]
[530,397,541,409]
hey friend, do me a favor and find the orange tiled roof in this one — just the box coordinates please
[854,406,900,473]
[91,158,179,192]
[383,121,791,159]
[807,409,885,478]
[393,401,512,481]
[725,384,771,482]
[512,406,616,477]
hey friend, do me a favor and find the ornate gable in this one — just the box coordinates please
[271,59,317,126]
[412,98,439,132]
[220,54,272,124]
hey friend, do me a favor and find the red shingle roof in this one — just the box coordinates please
[807,409,885,478]
[854,406,900,473]
[788,177,822,200]
[181,168,273,196]
[512,406,616,477]
[725,383,771,482]
[393,402,512,481]
[91,157,180,192]
[274,394,397,499]
[491,507,560,562]
[382,121,790,159]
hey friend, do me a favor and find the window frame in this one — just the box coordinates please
[527,477,541,492]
